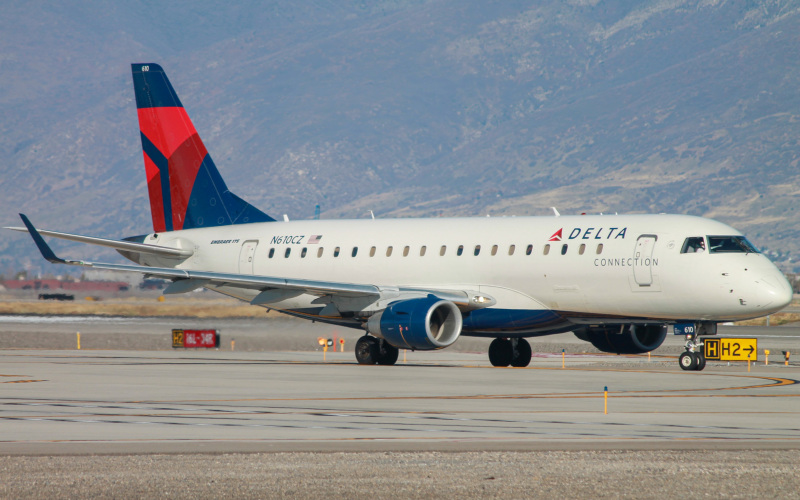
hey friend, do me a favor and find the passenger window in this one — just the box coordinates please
[369,246,376,257]
[268,248,275,259]
[491,245,498,256]
[508,245,515,256]
[543,244,550,255]
[351,247,358,257]
[403,246,410,257]
[681,237,706,254]
[526,244,533,256]
[457,245,464,256]
[284,248,291,258]
[596,244,603,255]
[386,246,393,257]
[561,244,568,255]
[440,245,447,256]
[420,246,427,256]
[300,247,307,258]
[474,245,481,256]
[334,247,340,257]
[317,247,324,258]
[579,244,585,255]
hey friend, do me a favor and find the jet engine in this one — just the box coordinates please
[574,324,667,354]
[366,296,463,350]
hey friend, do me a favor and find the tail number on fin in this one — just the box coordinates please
[142,65,149,72]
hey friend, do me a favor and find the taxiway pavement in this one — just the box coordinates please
[1,327,799,455]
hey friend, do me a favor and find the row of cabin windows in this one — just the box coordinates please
[267,243,605,259]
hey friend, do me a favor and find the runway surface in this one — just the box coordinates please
[1,324,799,455]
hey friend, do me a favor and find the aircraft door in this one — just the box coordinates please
[238,240,258,274]
[632,235,657,286]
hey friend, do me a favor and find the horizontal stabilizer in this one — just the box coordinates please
[6,220,193,259]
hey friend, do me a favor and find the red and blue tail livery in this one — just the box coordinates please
[131,63,274,232]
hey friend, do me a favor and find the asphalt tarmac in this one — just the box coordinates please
[1,324,799,454]
[1,318,799,498]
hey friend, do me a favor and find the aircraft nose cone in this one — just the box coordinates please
[753,274,793,313]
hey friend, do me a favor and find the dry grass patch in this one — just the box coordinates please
[0,296,274,318]
[736,312,800,327]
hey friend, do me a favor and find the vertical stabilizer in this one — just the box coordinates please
[131,63,274,232]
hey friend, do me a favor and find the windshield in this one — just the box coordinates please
[707,236,759,254]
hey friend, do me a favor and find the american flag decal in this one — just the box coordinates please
[308,235,322,244]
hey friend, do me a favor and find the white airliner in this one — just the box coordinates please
[10,64,793,371]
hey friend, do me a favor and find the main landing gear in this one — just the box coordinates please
[488,338,532,367]
[679,331,706,372]
[353,335,535,368]
[355,335,399,365]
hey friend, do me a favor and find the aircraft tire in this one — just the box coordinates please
[355,336,379,365]
[679,351,698,371]
[510,338,532,367]
[376,341,399,366]
[489,338,513,367]
[695,353,706,371]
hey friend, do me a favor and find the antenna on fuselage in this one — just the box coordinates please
[283,214,290,222]
[368,210,375,220]
[314,204,320,220]
[551,207,560,217]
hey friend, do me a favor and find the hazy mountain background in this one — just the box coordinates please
[2,0,799,277]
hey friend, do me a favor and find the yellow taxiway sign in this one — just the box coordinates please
[704,338,757,361]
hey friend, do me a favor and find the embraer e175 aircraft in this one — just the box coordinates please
[11,64,793,371]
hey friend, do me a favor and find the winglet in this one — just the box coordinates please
[19,214,66,264]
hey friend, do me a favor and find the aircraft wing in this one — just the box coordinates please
[14,214,494,311]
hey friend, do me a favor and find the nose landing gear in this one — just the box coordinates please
[679,328,708,371]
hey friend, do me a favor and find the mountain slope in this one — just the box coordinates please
[2,0,799,274]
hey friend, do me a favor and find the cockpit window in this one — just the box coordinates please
[707,236,759,254]
[680,237,706,254]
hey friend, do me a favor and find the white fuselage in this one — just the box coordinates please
[133,213,792,335]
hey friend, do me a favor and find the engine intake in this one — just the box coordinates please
[367,296,463,350]
[574,324,667,354]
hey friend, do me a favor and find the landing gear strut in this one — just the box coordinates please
[679,325,708,372]
[355,335,398,365]
[488,338,532,367]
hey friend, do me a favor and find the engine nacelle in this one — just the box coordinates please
[366,296,463,350]
[574,324,667,354]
